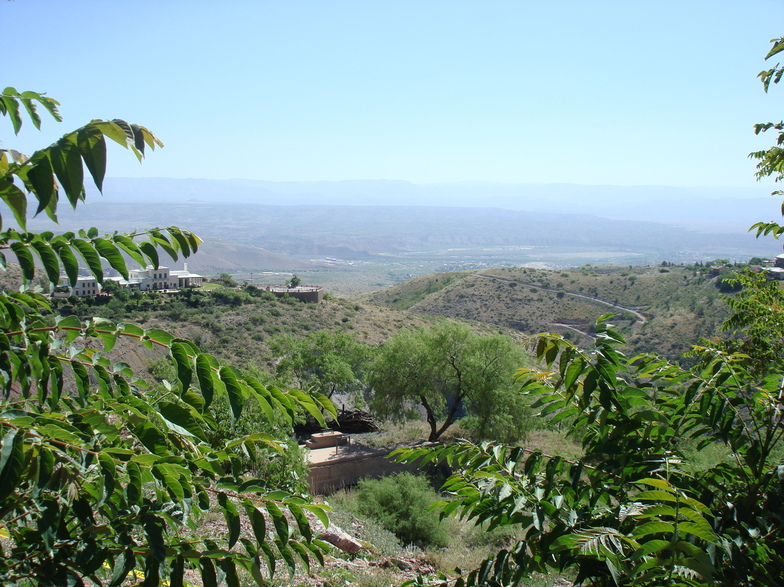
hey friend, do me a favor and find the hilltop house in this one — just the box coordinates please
[112,264,205,291]
[770,254,784,280]
[56,264,204,297]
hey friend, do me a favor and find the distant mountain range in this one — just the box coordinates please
[93,177,778,232]
[6,178,778,278]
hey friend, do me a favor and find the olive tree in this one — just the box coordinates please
[370,321,530,442]
[0,88,334,586]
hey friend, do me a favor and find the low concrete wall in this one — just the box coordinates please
[261,285,324,303]
[308,449,422,494]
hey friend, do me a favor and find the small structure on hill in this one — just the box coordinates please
[770,254,784,280]
[262,284,324,303]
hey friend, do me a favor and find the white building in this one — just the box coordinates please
[57,264,203,297]
[57,277,99,298]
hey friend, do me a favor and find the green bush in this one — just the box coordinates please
[207,392,309,493]
[355,473,448,548]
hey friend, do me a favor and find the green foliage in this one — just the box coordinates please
[0,88,199,288]
[750,36,784,237]
[272,330,376,402]
[714,272,742,293]
[458,384,534,445]
[370,321,530,442]
[211,272,239,287]
[288,275,302,288]
[0,89,337,585]
[208,391,310,494]
[703,269,784,377]
[354,473,449,549]
[395,314,784,585]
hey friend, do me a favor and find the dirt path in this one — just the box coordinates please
[472,273,648,325]
[551,322,595,341]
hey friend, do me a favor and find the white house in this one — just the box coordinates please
[113,264,204,291]
[57,264,203,297]
[53,276,99,298]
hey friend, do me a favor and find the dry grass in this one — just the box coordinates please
[525,429,584,461]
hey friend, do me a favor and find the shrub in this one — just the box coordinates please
[355,473,449,548]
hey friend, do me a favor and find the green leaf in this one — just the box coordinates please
[635,490,678,502]
[26,156,55,217]
[288,503,312,541]
[130,420,169,454]
[678,521,719,544]
[77,125,107,192]
[108,549,136,587]
[158,401,207,442]
[244,503,267,544]
[142,514,166,564]
[0,428,25,502]
[266,502,289,544]
[289,541,312,574]
[259,543,276,577]
[113,234,146,266]
[168,228,192,257]
[126,461,142,506]
[20,96,42,130]
[563,357,584,390]
[50,138,84,208]
[55,243,79,286]
[145,328,175,346]
[196,353,217,408]
[226,432,281,451]
[631,521,675,538]
[92,119,132,147]
[0,179,28,230]
[217,493,241,549]
[93,237,128,278]
[70,359,90,399]
[139,241,159,268]
[2,91,23,134]
[150,229,178,261]
[10,242,35,282]
[277,542,297,578]
[288,388,326,428]
[302,504,330,529]
[170,341,193,391]
[71,238,104,283]
[30,240,60,285]
[57,314,83,341]
[169,555,185,587]
[220,366,244,422]
[637,478,675,492]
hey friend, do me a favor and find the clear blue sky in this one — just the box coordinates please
[4,0,784,187]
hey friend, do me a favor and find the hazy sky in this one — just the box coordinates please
[4,0,784,187]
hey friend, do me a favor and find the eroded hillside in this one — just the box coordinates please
[356,264,733,359]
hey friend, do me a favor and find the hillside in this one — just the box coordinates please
[57,285,522,381]
[355,264,734,359]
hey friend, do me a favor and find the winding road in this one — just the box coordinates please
[470,273,649,339]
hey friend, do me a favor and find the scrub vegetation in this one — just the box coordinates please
[4,35,784,587]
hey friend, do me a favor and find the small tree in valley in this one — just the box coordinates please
[370,321,530,442]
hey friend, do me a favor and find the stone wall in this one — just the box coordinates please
[307,449,422,494]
